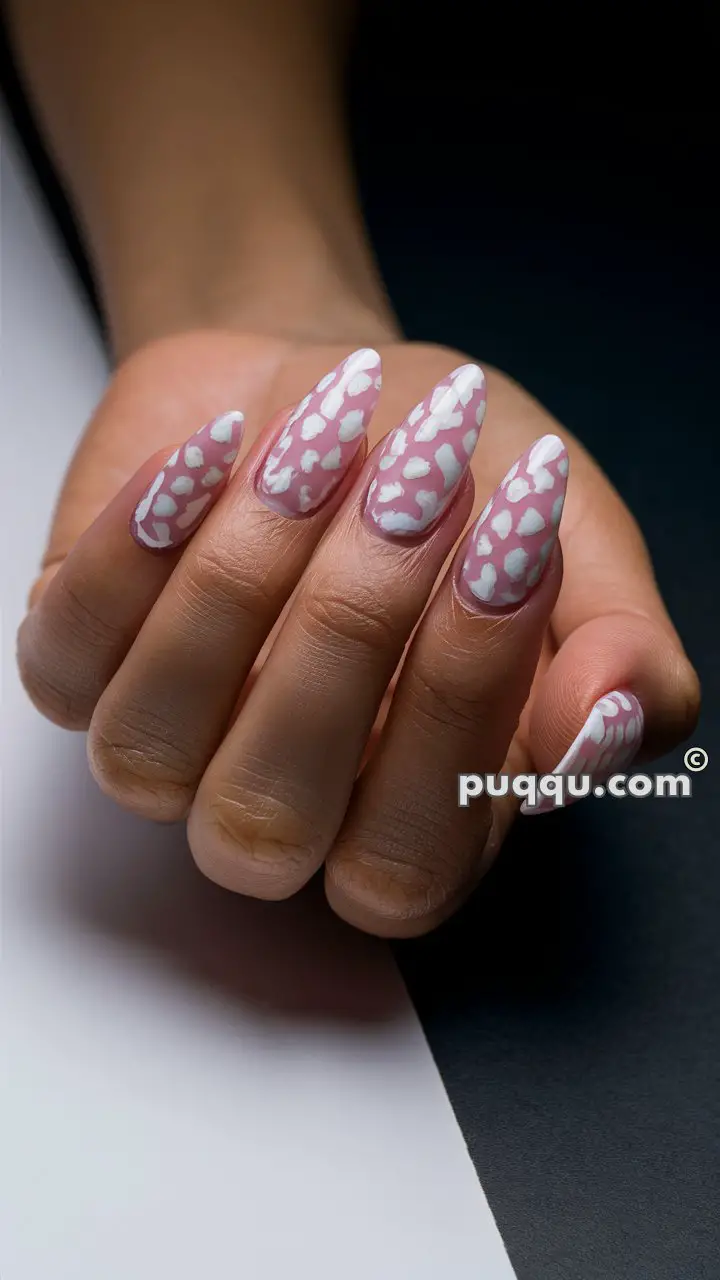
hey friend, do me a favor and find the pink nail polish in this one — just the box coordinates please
[130,410,244,551]
[363,363,486,538]
[457,434,568,610]
[256,348,382,517]
[522,690,644,815]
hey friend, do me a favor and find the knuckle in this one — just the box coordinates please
[329,839,458,927]
[404,665,487,737]
[177,544,274,633]
[331,806,474,919]
[299,581,397,657]
[57,575,124,646]
[17,614,100,729]
[18,650,91,729]
[88,702,197,820]
[195,766,323,897]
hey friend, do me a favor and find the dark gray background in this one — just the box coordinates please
[2,3,718,1275]
[350,8,719,1278]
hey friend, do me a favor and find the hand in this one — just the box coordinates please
[18,329,699,936]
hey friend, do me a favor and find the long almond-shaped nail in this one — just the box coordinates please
[256,348,382,517]
[457,433,568,610]
[364,363,486,538]
[522,690,645,815]
[131,410,244,551]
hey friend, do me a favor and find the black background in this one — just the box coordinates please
[2,2,719,1275]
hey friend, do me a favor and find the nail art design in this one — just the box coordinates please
[522,690,644,815]
[130,410,244,551]
[364,363,486,538]
[458,434,568,610]
[256,348,382,517]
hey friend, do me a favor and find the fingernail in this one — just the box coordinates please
[130,410,244,551]
[256,348,382,517]
[457,433,568,610]
[521,690,645,815]
[363,363,486,538]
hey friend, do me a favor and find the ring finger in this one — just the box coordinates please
[87,348,383,816]
[326,432,569,936]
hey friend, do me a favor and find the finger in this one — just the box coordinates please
[325,433,568,937]
[17,409,244,728]
[521,615,698,814]
[189,363,487,898]
[87,350,381,818]
[33,330,292,584]
[521,440,700,813]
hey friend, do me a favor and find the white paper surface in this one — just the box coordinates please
[0,113,516,1280]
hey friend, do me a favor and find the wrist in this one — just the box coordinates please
[107,201,401,360]
[10,0,398,355]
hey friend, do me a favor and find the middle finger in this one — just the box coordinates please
[189,364,487,897]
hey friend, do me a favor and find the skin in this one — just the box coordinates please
[9,0,700,937]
